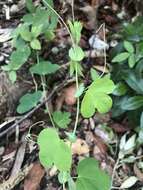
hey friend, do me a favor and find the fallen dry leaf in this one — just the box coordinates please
[94,125,111,143]
[104,14,118,26]
[64,84,77,106]
[10,134,27,178]
[85,131,95,146]
[93,135,108,160]
[134,163,143,182]
[24,163,45,190]
[112,1,119,12]
[69,138,90,155]
[80,5,96,29]
[110,123,130,133]
[95,113,111,123]
[55,83,77,110]
[91,0,105,7]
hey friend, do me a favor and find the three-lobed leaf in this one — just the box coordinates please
[69,46,85,62]
[38,128,72,171]
[53,111,71,129]
[9,45,31,70]
[76,158,111,190]
[81,76,115,118]
[17,91,42,114]
[68,20,82,44]
[30,61,60,75]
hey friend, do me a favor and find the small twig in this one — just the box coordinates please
[0,164,33,190]
[111,157,120,189]
[99,23,107,78]
[10,134,27,178]
[0,78,75,138]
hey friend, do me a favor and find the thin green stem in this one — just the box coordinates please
[71,0,75,22]
[73,63,80,135]
[62,183,66,190]
[28,121,45,135]
[41,75,56,128]
[42,0,80,135]
[36,52,55,128]
[42,0,75,45]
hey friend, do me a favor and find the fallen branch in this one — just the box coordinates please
[0,78,75,138]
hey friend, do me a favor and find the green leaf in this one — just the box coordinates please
[121,96,143,110]
[31,25,43,38]
[33,8,50,27]
[9,71,17,83]
[123,71,143,94]
[13,37,26,49]
[38,128,72,171]
[38,128,59,168]
[70,61,83,77]
[112,52,130,63]
[112,82,128,96]
[17,91,42,114]
[58,172,70,184]
[81,76,115,118]
[75,83,85,97]
[68,20,82,44]
[128,54,136,68]
[76,158,111,190]
[23,13,34,24]
[53,111,71,129]
[68,176,76,190]
[124,41,134,53]
[140,112,143,128]
[45,31,55,41]
[9,45,31,70]
[90,68,99,81]
[26,0,35,13]
[43,0,54,7]
[30,39,41,50]
[20,25,32,42]
[1,65,11,71]
[55,140,72,171]
[69,46,85,62]
[30,61,59,75]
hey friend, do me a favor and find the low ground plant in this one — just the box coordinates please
[1,0,117,189]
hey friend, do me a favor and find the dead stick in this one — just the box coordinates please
[0,78,75,138]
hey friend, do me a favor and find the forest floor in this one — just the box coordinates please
[0,0,143,190]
